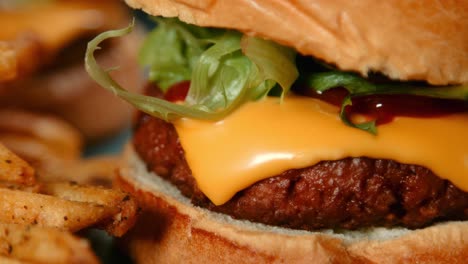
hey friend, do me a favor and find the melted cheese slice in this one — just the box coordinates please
[174,96,468,205]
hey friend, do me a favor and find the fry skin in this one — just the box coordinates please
[0,223,99,264]
[0,143,35,186]
[0,187,116,232]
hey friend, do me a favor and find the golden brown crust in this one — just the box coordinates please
[125,0,468,85]
[117,147,468,264]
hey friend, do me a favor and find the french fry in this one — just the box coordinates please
[0,223,99,264]
[0,187,117,232]
[0,256,31,264]
[0,109,83,161]
[41,182,139,237]
[0,143,35,185]
[0,133,73,180]
[0,110,90,186]
[0,182,39,193]
[0,6,140,261]
[0,112,139,263]
[0,41,17,82]
[34,156,119,187]
[0,109,121,186]
[41,181,127,205]
[0,134,66,164]
[65,156,119,187]
[0,181,138,236]
[0,34,44,83]
[101,192,139,237]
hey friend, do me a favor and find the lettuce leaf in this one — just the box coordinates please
[86,18,465,134]
[85,19,298,121]
[138,18,218,91]
[308,71,468,100]
[241,36,298,100]
[307,71,468,134]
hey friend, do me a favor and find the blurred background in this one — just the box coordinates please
[0,0,152,262]
[0,0,143,143]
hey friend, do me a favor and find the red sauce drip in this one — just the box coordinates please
[164,81,190,102]
[161,81,467,125]
[300,87,468,125]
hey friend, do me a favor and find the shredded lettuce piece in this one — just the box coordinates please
[85,19,298,121]
[185,32,246,110]
[308,71,468,99]
[241,36,298,100]
[138,18,218,91]
[307,71,468,134]
[85,21,211,120]
[87,18,464,134]
[340,96,377,134]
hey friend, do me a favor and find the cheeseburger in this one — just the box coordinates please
[86,0,468,263]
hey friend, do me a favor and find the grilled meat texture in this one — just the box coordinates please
[132,85,468,230]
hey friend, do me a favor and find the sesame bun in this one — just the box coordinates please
[117,146,468,264]
[125,0,468,85]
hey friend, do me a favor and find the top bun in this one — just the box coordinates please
[126,0,468,85]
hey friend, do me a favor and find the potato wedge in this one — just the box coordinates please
[41,181,128,205]
[0,41,17,82]
[41,182,139,237]
[0,143,35,185]
[33,156,119,187]
[0,182,39,193]
[63,156,119,187]
[0,110,82,161]
[0,223,98,264]
[0,34,44,83]
[0,187,117,232]
[0,255,32,264]
[0,134,73,180]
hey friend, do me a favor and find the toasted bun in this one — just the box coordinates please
[125,0,468,85]
[116,146,468,263]
[0,30,144,141]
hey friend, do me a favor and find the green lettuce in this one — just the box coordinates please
[85,18,466,134]
[307,71,468,134]
[85,19,298,121]
[138,18,218,91]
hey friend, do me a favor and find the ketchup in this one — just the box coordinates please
[163,81,467,125]
[299,87,468,125]
[164,81,190,102]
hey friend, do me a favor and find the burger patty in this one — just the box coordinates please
[133,88,468,230]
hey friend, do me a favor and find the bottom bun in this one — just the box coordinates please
[117,146,468,264]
